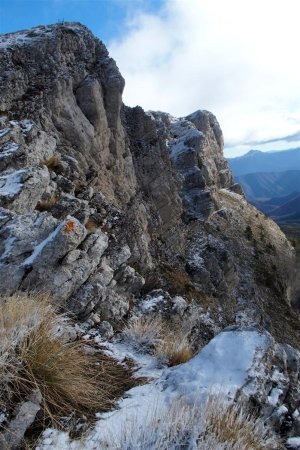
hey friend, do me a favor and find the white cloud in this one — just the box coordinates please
[108,0,300,155]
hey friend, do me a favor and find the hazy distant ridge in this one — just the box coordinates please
[228,147,300,176]
[235,170,300,200]
[227,148,300,223]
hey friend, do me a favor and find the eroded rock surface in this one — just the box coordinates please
[0,22,298,337]
[0,22,299,445]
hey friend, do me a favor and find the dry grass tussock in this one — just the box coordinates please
[42,154,60,170]
[35,195,59,212]
[122,316,194,366]
[160,265,210,305]
[201,395,280,450]
[102,395,280,450]
[142,265,211,307]
[0,294,137,424]
[85,217,100,233]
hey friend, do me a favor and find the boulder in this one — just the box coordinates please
[2,389,41,450]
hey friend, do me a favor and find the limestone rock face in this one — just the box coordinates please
[0,22,298,350]
[0,24,136,320]
[0,166,50,213]
[0,23,136,208]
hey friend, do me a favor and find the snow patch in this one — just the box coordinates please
[287,437,300,449]
[276,405,288,416]
[0,169,26,197]
[37,330,276,450]
[0,128,10,139]
[38,383,167,450]
[82,383,167,449]
[101,340,162,379]
[293,409,300,419]
[167,118,203,161]
[268,388,283,406]
[0,142,20,158]
[37,339,167,450]
[0,28,46,49]
[20,119,33,133]
[21,221,65,266]
[271,368,286,383]
[37,329,272,449]
[165,330,269,400]
[138,294,165,313]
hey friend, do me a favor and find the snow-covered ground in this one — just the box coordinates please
[37,329,271,450]
[165,329,269,400]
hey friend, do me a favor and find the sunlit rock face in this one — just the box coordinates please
[0,22,298,351]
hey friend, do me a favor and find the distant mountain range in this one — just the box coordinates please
[228,147,300,176]
[252,192,300,223]
[234,170,300,200]
[227,148,300,223]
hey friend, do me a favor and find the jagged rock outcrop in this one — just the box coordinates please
[0,22,298,340]
[1,21,300,446]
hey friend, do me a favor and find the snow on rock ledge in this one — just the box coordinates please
[166,327,300,441]
[165,328,271,400]
[0,166,50,213]
[36,328,282,449]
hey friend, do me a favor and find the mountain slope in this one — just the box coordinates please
[252,191,300,214]
[271,194,300,222]
[228,148,300,176]
[271,194,300,217]
[235,169,300,200]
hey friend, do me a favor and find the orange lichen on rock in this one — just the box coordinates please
[64,220,75,233]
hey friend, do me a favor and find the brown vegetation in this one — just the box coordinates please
[85,217,99,233]
[42,154,60,170]
[122,315,195,366]
[143,264,210,307]
[35,195,59,212]
[0,294,138,429]
[98,395,279,449]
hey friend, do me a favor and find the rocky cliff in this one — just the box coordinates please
[0,22,298,340]
[1,23,300,446]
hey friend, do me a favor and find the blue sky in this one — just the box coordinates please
[0,0,164,42]
[1,0,300,157]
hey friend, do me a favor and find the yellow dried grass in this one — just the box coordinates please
[122,315,195,366]
[0,294,137,424]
